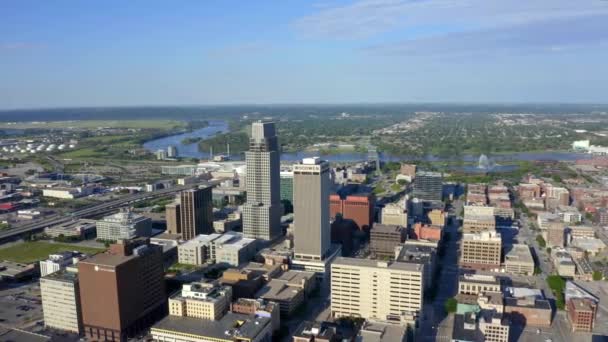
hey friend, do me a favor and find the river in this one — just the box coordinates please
[143,120,592,165]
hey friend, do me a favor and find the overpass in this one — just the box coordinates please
[0,183,209,243]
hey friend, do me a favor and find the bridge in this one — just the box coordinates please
[0,183,208,243]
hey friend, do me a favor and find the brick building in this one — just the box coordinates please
[329,193,374,232]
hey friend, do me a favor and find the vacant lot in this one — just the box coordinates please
[0,241,104,263]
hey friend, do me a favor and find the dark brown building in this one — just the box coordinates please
[329,193,374,232]
[165,202,181,235]
[567,298,597,332]
[78,239,166,342]
[180,187,214,240]
[370,224,405,259]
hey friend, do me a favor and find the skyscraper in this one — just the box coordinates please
[243,121,281,240]
[179,187,214,240]
[412,171,443,201]
[293,157,330,260]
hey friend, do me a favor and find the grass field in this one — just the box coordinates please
[0,241,105,264]
[0,119,185,130]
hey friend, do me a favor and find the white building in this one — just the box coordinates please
[96,209,152,241]
[39,252,83,277]
[331,257,424,325]
[40,270,82,333]
[177,232,256,266]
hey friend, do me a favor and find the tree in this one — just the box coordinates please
[444,297,458,313]
[593,271,603,281]
[536,234,546,248]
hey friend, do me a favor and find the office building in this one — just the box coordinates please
[168,282,232,320]
[504,289,552,327]
[293,321,336,342]
[463,215,496,234]
[567,298,597,332]
[243,121,282,240]
[411,223,442,241]
[458,274,501,295]
[370,224,406,259]
[380,202,408,226]
[427,208,446,227]
[177,232,256,267]
[165,202,181,235]
[78,239,166,341]
[40,252,83,277]
[166,145,178,158]
[412,171,442,201]
[293,157,331,261]
[329,193,375,232]
[156,149,167,160]
[553,251,576,278]
[256,271,316,317]
[179,187,214,240]
[280,170,294,203]
[331,257,424,325]
[151,312,272,342]
[44,219,97,239]
[231,298,280,332]
[547,221,566,247]
[400,163,417,182]
[504,244,535,276]
[460,230,502,271]
[96,209,152,241]
[396,241,436,291]
[40,270,82,334]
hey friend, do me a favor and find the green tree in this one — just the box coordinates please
[444,297,458,313]
[593,271,603,281]
[536,235,546,248]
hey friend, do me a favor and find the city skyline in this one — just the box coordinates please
[2,0,608,109]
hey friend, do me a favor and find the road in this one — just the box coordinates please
[0,182,208,242]
[418,209,460,341]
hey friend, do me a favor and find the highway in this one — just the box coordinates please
[0,183,207,243]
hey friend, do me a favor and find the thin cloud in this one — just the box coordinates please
[293,0,608,40]
[362,14,608,57]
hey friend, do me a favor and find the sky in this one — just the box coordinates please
[1,0,608,109]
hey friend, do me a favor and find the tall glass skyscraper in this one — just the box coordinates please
[242,121,282,240]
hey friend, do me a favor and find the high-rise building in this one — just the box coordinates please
[165,202,181,235]
[280,170,294,203]
[167,145,178,158]
[293,157,331,261]
[40,270,82,334]
[78,239,166,341]
[331,257,424,325]
[179,187,214,240]
[412,171,443,201]
[546,221,565,248]
[243,121,282,240]
[460,230,502,271]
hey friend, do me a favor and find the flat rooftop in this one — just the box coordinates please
[41,269,78,283]
[504,244,534,264]
[152,312,270,339]
[332,257,423,272]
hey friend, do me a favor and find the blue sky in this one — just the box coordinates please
[1,0,607,108]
